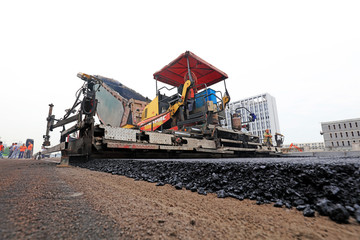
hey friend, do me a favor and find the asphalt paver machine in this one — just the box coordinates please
[42,51,280,163]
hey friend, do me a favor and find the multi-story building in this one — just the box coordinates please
[224,93,280,142]
[321,118,360,151]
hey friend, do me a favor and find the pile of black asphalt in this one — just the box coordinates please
[71,157,360,224]
[96,75,149,102]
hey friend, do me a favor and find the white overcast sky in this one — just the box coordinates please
[1,0,359,151]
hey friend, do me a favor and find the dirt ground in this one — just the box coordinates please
[0,159,359,240]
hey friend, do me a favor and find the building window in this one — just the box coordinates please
[332,142,334,147]
[335,133,338,138]
[342,141,344,146]
[348,141,350,146]
[337,142,339,146]
[356,122,358,128]
[339,124,341,129]
[328,125,331,130]
[340,133,343,138]
[358,131,360,136]
[330,133,332,138]
[346,132,348,137]
[349,123,352,128]
[344,123,346,128]
[352,132,354,137]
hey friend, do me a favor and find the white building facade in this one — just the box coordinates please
[283,142,325,151]
[321,118,360,151]
[224,93,281,142]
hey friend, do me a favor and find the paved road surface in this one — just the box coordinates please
[0,159,359,239]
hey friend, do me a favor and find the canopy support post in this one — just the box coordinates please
[186,53,194,85]
[224,79,230,98]
[156,78,158,96]
[156,77,159,117]
[223,79,228,92]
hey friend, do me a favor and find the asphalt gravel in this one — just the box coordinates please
[1,158,359,239]
[72,156,360,224]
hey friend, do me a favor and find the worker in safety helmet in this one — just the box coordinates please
[263,129,273,146]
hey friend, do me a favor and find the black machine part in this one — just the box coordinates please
[42,73,101,147]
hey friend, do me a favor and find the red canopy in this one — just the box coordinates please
[153,51,228,91]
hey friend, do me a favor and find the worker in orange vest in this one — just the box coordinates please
[0,141,4,159]
[19,144,27,159]
[263,129,273,146]
[26,142,33,159]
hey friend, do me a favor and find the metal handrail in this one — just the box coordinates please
[158,85,177,92]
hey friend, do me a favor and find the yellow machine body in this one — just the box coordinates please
[140,80,192,126]
[141,96,159,121]
[168,80,191,116]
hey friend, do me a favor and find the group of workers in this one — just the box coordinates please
[6,142,33,159]
[263,129,284,148]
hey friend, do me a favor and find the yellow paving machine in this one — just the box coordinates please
[42,51,280,161]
